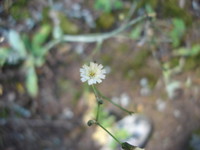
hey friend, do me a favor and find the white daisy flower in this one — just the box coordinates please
[80,62,106,85]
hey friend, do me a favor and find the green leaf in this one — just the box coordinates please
[174,44,200,56]
[0,48,10,66]
[26,66,38,97]
[32,24,51,56]
[169,18,186,47]
[22,34,32,52]
[8,30,26,57]
[94,0,111,12]
[94,0,123,12]
[113,0,123,9]
[130,25,142,40]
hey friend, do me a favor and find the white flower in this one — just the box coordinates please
[80,62,106,85]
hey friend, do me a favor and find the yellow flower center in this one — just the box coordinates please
[89,70,96,77]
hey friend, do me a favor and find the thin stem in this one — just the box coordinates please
[96,103,100,121]
[102,95,134,115]
[93,86,134,115]
[92,85,98,98]
[92,85,102,121]
[96,122,122,145]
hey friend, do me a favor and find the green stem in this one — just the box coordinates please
[102,95,134,115]
[92,85,98,97]
[93,86,134,115]
[96,122,122,145]
[96,103,100,121]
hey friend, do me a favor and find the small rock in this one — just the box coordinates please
[120,93,130,107]
[173,109,181,118]
[156,99,166,112]
[62,108,74,119]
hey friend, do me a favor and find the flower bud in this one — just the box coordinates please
[87,120,96,126]
[97,98,103,105]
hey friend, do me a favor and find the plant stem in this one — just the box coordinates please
[96,122,122,145]
[102,95,134,115]
[93,86,134,115]
[92,85,102,122]
[92,85,98,97]
[96,103,100,122]
[44,14,151,51]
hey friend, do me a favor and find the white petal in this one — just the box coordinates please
[100,74,105,79]
[101,69,106,74]
[81,78,87,82]
[88,79,94,85]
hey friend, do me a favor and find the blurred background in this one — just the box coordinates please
[0,0,200,150]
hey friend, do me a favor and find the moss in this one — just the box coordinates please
[96,13,115,30]
[0,107,9,118]
[59,13,79,34]
[183,55,200,71]
[116,43,129,53]
[102,54,113,64]
[161,0,192,25]
[137,0,192,25]
[10,5,30,20]
[168,57,180,68]
[131,50,150,70]
[123,49,151,79]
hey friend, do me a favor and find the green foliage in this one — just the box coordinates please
[0,48,10,66]
[26,66,38,98]
[97,13,115,29]
[169,18,186,47]
[59,13,79,34]
[130,25,142,40]
[32,24,51,57]
[8,30,27,58]
[94,0,123,12]
[174,44,200,56]
[9,0,29,20]
[110,129,131,149]
[98,109,116,128]
[0,25,51,97]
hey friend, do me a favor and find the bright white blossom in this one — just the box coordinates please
[80,62,106,85]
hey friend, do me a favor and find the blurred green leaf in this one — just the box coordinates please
[26,66,38,97]
[145,4,154,14]
[99,110,115,128]
[169,18,186,47]
[130,25,142,40]
[110,129,130,149]
[8,30,26,57]
[94,0,123,12]
[95,0,111,12]
[22,34,32,52]
[32,24,51,56]
[174,44,200,56]
[0,48,10,66]
[114,0,123,9]
[34,57,45,67]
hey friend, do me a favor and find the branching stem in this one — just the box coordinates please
[96,122,122,145]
